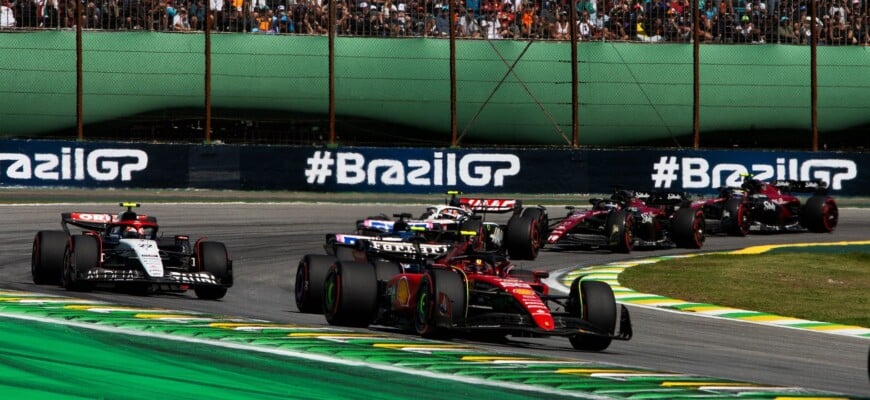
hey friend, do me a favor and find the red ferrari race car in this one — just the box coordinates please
[31,202,233,299]
[297,237,632,351]
[738,176,838,233]
[352,191,548,260]
[545,189,705,253]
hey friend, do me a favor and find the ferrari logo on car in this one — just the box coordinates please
[395,277,410,307]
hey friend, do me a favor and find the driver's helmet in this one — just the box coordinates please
[123,226,145,238]
[437,207,465,220]
[596,200,619,211]
[612,189,635,204]
[470,258,493,274]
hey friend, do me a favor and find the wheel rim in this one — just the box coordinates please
[528,219,540,257]
[415,280,432,333]
[738,206,749,235]
[823,202,838,231]
[62,249,73,288]
[31,241,39,279]
[324,272,339,315]
[295,265,307,304]
[623,216,633,250]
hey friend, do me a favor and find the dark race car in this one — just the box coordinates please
[296,227,465,314]
[545,189,705,253]
[352,191,548,260]
[739,175,838,233]
[304,237,632,352]
[685,186,751,236]
[31,202,233,299]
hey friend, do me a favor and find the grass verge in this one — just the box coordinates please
[618,252,870,327]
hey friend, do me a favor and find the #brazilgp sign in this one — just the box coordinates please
[1,141,865,196]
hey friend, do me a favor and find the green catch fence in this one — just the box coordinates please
[1,0,869,149]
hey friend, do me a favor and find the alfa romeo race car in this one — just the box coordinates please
[299,237,632,351]
[545,189,705,253]
[31,202,233,299]
[738,176,838,233]
[353,191,548,260]
[686,186,751,236]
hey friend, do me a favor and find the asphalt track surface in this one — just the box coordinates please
[1,198,868,397]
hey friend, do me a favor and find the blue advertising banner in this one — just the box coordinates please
[585,149,866,195]
[240,147,585,193]
[0,140,188,188]
[0,140,865,197]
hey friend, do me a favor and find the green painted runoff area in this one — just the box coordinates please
[0,317,569,400]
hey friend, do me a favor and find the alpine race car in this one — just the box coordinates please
[31,202,233,299]
[297,227,470,314]
[353,191,548,260]
[545,189,705,253]
[739,176,838,233]
[301,237,632,351]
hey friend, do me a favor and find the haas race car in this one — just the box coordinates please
[545,189,705,253]
[352,191,548,260]
[296,236,632,351]
[31,202,233,299]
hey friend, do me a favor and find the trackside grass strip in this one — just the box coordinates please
[618,252,870,328]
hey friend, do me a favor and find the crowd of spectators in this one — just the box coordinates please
[2,0,869,44]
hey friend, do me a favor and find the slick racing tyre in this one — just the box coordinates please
[62,235,98,292]
[505,214,541,260]
[802,196,838,233]
[723,198,750,236]
[605,210,633,253]
[195,241,231,300]
[295,254,336,313]
[672,208,705,249]
[323,260,378,327]
[568,279,616,352]
[414,268,468,339]
[32,231,68,285]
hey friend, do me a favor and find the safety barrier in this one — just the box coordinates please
[0,139,865,195]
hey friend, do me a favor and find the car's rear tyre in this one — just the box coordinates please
[605,210,633,253]
[62,235,98,292]
[32,231,68,285]
[414,268,468,339]
[521,207,547,249]
[505,215,540,260]
[803,196,838,233]
[194,241,230,300]
[672,208,705,249]
[568,279,616,351]
[295,254,336,313]
[723,198,750,236]
[323,260,378,327]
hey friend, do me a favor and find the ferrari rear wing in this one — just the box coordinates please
[326,236,453,263]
